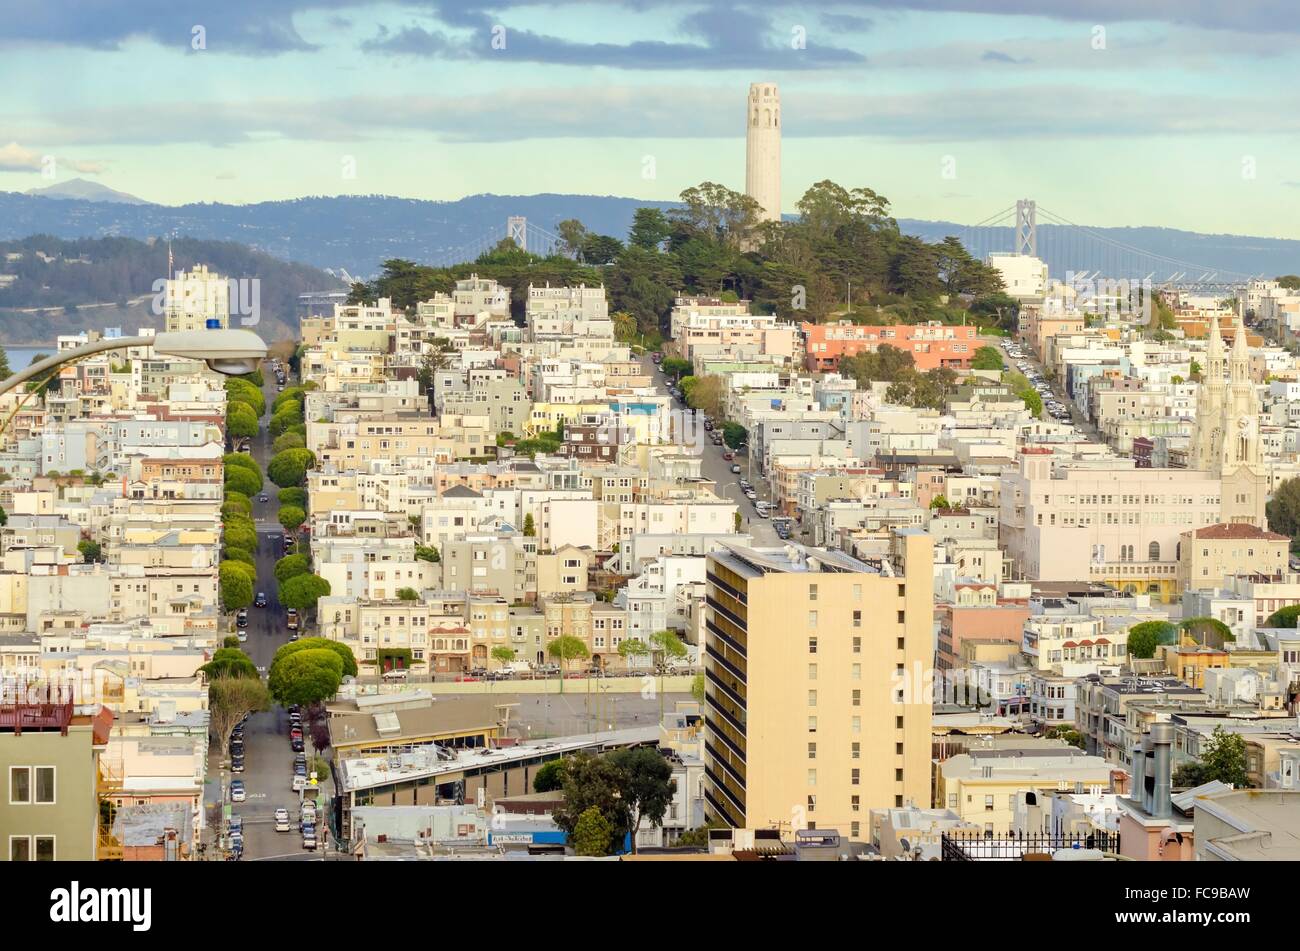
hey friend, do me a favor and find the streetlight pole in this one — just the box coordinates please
[0,329,266,399]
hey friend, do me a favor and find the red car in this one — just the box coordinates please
[723,451,734,461]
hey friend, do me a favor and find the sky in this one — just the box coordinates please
[1,1,1299,236]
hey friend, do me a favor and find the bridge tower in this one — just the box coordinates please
[1015,199,1037,257]
[507,216,527,252]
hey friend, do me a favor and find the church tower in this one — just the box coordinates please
[745,83,781,223]
[1193,315,1267,525]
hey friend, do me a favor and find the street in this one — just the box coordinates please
[635,351,781,546]
[207,363,323,861]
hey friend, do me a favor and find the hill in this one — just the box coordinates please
[0,189,1296,288]
[0,235,344,344]
[24,178,152,205]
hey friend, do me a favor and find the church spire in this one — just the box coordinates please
[1230,315,1250,384]
[1206,313,1225,385]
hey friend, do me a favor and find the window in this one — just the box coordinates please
[809,584,818,601]
[807,770,817,786]
[807,794,816,811]
[985,795,995,811]
[808,717,817,732]
[852,689,861,707]
[808,637,818,654]
[853,636,861,653]
[34,837,54,861]
[10,837,30,861]
[852,610,861,628]
[1148,541,1160,561]
[852,742,860,759]
[35,768,54,804]
[808,690,817,707]
[808,663,818,680]
[851,768,860,786]
[808,611,818,628]
[807,742,817,759]
[10,767,30,804]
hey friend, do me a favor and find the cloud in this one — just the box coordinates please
[362,5,864,69]
[0,142,102,174]
[11,83,1300,148]
[0,142,44,171]
[981,50,1031,64]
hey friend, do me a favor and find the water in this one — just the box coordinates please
[2,346,56,369]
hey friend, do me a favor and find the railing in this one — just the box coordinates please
[940,831,1116,861]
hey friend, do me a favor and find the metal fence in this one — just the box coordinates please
[941,831,1116,861]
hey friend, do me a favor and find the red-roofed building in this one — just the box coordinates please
[801,320,978,373]
[1178,522,1290,591]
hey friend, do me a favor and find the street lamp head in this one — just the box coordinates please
[152,329,267,377]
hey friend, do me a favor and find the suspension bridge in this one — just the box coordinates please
[423,202,1270,291]
[948,199,1263,291]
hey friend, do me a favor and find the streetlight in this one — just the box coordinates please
[0,328,267,398]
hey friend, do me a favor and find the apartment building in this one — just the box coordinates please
[702,535,933,843]
[1176,522,1289,592]
[802,321,979,373]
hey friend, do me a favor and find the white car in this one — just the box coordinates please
[275,808,291,832]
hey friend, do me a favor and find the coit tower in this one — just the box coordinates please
[745,82,781,222]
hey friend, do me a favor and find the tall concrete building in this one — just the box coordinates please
[164,263,229,332]
[745,82,781,223]
[702,536,934,843]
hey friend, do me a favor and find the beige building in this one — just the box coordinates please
[1177,522,1289,592]
[937,746,1114,836]
[703,536,933,843]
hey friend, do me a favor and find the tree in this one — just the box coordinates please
[310,719,331,754]
[76,540,102,563]
[220,560,256,586]
[533,758,567,793]
[691,671,705,703]
[202,647,259,680]
[840,345,915,386]
[547,635,589,692]
[224,465,261,498]
[220,562,254,613]
[1126,621,1177,659]
[222,519,256,554]
[572,806,614,857]
[618,638,650,667]
[1266,477,1300,538]
[268,448,314,488]
[522,513,536,537]
[1174,726,1250,788]
[271,637,358,679]
[608,746,676,851]
[223,635,241,649]
[1264,604,1300,628]
[491,645,516,667]
[278,487,307,508]
[227,401,259,440]
[415,544,440,563]
[272,432,306,454]
[207,675,271,745]
[274,553,310,585]
[267,649,344,707]
[628,207,671,250]
[557,218,589,258]
[1179,616,1235,646]
[684,374,724,418]
[396,586,419,601]
[971,346,1005,371]
[1044,726,1087,750]
[929,495,950,510]
[552,751,632,844]
[660,357,691,380]
[278,573,331,615]
[650,629,687,664]
[278,505,306,533]
[722,422,747,449]
[223,547,255,568]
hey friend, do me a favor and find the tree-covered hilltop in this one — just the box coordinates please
[0,235,344,343]
[349,180,1017,345]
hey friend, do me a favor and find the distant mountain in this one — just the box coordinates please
[24,178,152,205]
[0,235,343,345]
[0,190,1296,281]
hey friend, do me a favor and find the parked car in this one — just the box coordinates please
[302,826,317,851]
[236,609,248,628]
[258,494,269,503]
[230,756,244,773]
[254,592,268,608]
[275,808,291,832]
[722,451,734,461]
[286,609,299,631]
[290,737,304,753]
[230,780,246,803]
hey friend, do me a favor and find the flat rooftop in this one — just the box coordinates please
[339,725,658,792]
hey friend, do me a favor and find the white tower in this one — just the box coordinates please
[745,82,781,223]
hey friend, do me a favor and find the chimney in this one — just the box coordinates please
[1150,722,1173,820]
[1130,739,1144,806]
